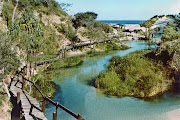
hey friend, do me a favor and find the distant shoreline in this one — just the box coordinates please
[97,20,145,25]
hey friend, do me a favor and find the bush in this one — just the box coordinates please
[56,23,67,34]
[94,22,113,33]
[65,24,79,44]
[161,26,180,42]
[95,50,172,98]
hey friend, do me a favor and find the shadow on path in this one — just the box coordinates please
[10,91,24,120]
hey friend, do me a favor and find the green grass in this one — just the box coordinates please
[48,56,83,69]
[87,49,106,57]
[96,42,130,51]
[95,50,172,99]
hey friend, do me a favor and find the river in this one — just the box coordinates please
[45,40,180,120]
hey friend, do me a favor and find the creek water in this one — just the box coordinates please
[45,40,180,120]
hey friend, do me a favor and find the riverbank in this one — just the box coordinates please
[166,108,180,120]
[95,38,179,99]
[67,40,130,57]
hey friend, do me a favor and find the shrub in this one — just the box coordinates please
[95,50,171,98]
[161,26,180,42]
[65,24,79,44]
[94,22,113,33]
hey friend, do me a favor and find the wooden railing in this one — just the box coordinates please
[10,66,84,120]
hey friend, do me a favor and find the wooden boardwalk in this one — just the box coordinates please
[10,74,48,120]
[9,66,84,120]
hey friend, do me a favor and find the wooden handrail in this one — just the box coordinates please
[11,66,84,120]
[45,97,80,119]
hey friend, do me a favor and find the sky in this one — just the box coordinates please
[56,0,180,20]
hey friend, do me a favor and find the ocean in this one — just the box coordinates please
[97,20,145,25]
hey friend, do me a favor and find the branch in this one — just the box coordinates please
[12,0,19,25]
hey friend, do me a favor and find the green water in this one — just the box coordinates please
[45,41,180,120]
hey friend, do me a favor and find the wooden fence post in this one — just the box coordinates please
[77,114,82,120]
[33,86,37,98]
[53,102,58,120]
[59,53,60,60]
[17,92,21,119]
[53,112,56,120]
[22,76,24,90]
[62,49,63,59]
[56,102,58,118]
[30,63,31,76]
[17,92,20,105]
[42,99,46,115]
[45,54,46,67]
[64,48,66,58]
[18,72,19,81]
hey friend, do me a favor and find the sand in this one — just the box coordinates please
[166,108,180,120]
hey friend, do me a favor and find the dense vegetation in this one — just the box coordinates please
[95,50,172,98]
[1,0,69,98]
[161,16,180,42]
[96,41,130,52]
[0,0,119,99]
[0,30,20,79]
[48,57,83,69]
[140,15,160,28]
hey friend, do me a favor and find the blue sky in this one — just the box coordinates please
[56,0,180,20]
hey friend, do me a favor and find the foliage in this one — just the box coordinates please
[175,15,180,27]
[2,2,14,26]
[8,11,44,55]
[0,94,6,106]
[0,31,20,79]
[94,22,113,33]
[95,50,171,98]
[48,57,83,69]
[72,11,98,28]
[18,0,67,16]
[30,74,55,97]
[96,42,130,51]
[55,23,66,34]
[65,23,79,44]
[152,39,180,72]
[140,16,159,28]
[81,27,107,42]
[161,26,180,42]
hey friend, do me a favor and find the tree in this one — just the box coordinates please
[73,11,98,28]
[0,31,19,79]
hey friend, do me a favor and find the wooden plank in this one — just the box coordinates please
[10,76,48,120]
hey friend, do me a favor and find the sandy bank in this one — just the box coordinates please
[166,108,180,120]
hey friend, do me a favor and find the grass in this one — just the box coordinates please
[86,49,106,57]
[48,56,83,69]
[95,50,172,99]
[96,42,130,52]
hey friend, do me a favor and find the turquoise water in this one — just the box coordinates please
[45,41,180,120]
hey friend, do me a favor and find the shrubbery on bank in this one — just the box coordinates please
[95,50,172,99]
